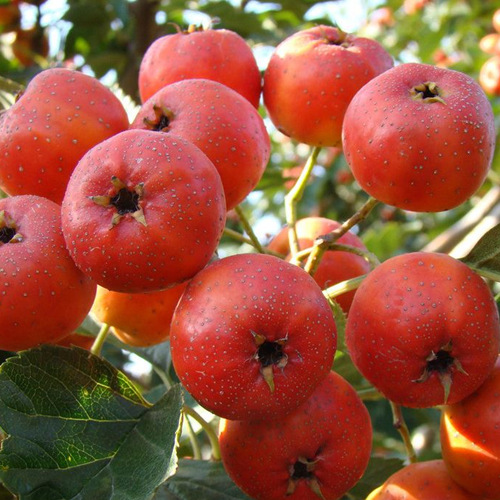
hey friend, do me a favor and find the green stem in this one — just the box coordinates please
[357,386,384,401]
[234,205,266,254]
[182,405,221,460]
[390,401,417,463]
[322,274,367,300]
[90,323,111,356]
[184,413,202,460]
[223,227,283,257]
[304,196,379,276]
[284,146,321,257]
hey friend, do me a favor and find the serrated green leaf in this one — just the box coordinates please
[347,456,404,499]
[460,223,500,282]
[154,459,251,500]
[0,345,183,500]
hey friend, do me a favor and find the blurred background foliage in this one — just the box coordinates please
[0,0,500,490]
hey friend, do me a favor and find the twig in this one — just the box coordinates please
[284,146,321,256]
[234,205,266,254]
[304,197,379,276]
[390,401,417,464]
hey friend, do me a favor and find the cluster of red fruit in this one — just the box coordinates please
[479,8,500,96]
[0,20,499,500]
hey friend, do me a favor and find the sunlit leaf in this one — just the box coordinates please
[0,345,183,500]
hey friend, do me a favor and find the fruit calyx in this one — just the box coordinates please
[413,339,468,403]
[410,81,446,104]
[321,26,349,48]
[89,176,147,228]
[0,210,23,244]
[251,330,288,393]
[142,105,174,132]
[287,456,325,500]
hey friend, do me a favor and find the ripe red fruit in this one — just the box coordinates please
[0,195,96,351]
[440,357,500,499]
[170,253,337,420]
[479,33,500,55]
[480,56,500,96]
[366,459,482,499]
[267,217,371,312]
[493,9,500,33]
[54,333,94,350]
[263,25,393,147]
[61,129,226,293]
[0,68,129,204]
[91,281,188,347]
[138,27,262,107]
[345,252,500,408]
[130,78,270,210]
[342,62,496,212]
[219,370,372,500]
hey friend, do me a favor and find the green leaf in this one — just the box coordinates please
[0,345,183,500]
[155,459,251,500]
[347,456,404,499]
[460,223,500,282]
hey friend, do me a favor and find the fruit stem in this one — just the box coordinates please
[323,274,367,300]
[285,146,321,257]
[182,404,221,461]
[223,227,283,257]
[304,197,379,276]
[234,205,266,254]
[357,386,384,401]
[90,323,111,356]
[183,411,202,460]
[390,401,417,464]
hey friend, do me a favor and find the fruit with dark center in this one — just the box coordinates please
[267,217,371,312]
[219,370,372,500]
[263,25,393,147]
[170,253,337,420]
[138,27,261,107]
[131,78,270,210]
[440,357,500,499]
[342,62,496,212]
[345,252,500,407]
[61,129,226,293]
[0,68,129,204]
[0,195,96,351]
[91,281,188,347]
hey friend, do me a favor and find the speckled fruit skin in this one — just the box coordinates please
[61,129,226,293]
[367,460,483,499]
[219,371,372,500]
[170,253,337,420]
[267,217,371,312]
[345,252,500,408]
[0,68,129,204]
[131,78,270,210]
[440,357,500,499]
[262,25,393,147]
[91,281,188,347]
[342,63,496,212]
[138,28,262,108]
[0,195,96,351]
